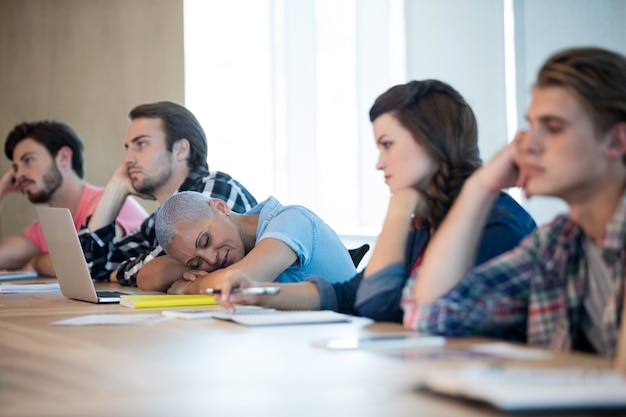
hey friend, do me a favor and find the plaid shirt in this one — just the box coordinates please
[78,168,257,286]
[403,191,626,357]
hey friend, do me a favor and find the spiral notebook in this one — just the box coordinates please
[212,310,351,326]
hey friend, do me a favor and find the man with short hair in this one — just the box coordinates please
[404,47,626,366]
[0,120,147,276]
[79,101,257,287]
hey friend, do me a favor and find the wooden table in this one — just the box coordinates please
[0,281,614,417]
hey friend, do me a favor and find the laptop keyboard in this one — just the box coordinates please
[96,291,125,297]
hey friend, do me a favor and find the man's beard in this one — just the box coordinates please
[26,164,63,204]
[131,154,174,197]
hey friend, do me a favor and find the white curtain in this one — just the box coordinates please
[184,0,405,240]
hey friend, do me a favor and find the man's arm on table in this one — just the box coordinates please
[26,252,56,276]
[136,255,189,291]
[0,235,41,271]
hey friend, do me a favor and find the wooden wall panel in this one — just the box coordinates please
[0,0,183,237]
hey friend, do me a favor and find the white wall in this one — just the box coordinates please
[405,0,508,164]
[404,0,626,226]
[513,0,626,225]
[185,0,404,240]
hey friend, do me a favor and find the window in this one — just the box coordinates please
[184,0,406,241]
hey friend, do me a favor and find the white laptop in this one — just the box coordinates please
[36,206,129,303]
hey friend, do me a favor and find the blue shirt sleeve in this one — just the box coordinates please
[306,272,362,314]
[475,193,537,265]
[354,263,406,322]
[356,192,536,324]
[354,229,428,322]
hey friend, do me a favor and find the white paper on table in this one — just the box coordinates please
[0,282,61,293]
[52,314,171,326]
[469,342,552,360]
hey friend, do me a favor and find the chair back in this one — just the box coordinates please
[348,243,370,268]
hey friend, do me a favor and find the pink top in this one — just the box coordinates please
[23,183,148,252]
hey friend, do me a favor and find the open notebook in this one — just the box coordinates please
[212,310,351,326]
[419,365,626,412]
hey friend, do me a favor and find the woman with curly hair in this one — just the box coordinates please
[210,79,536,330]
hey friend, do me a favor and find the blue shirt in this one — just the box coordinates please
[308,192,536,328]
[248,196,356,283]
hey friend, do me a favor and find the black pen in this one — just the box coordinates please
[204,287,281,296]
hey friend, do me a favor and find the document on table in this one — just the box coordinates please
[0,282,60,293]
[313,332,446,350]
[162,306,275,319]
[468,342,552,360]
[212,310,351,326]
[52,314,170,326]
